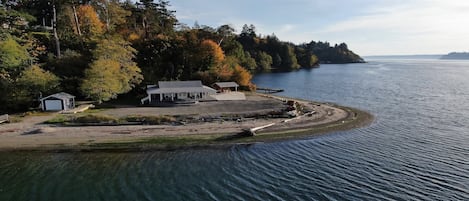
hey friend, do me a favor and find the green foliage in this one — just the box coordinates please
[305,41,364,63]
[81,59,123,103]
[240,51,257,70]
[0,7,35,38]
[92,0,132,32]
[81,38,142,103]
[93,38,143,91]
[279,44,300,70]
[256,51,273,71]
[17,65,61,93]
[0,36,30,72]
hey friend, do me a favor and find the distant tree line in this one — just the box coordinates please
[0,0,363,113]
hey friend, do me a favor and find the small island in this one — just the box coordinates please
[440,52,469,60]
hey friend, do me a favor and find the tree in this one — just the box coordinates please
[0,36,30,75]
[199,39,225,69]
[81,59,122,103]
[273,53,282,67]
[240,51,256,70]
[216,24,235,45]
[93,38,142,92]
[280,44,300,70]
[132,0,177,38]
[0,6,35,38]
[256,51,273,71]
[17,65,60,95]
[46,49,88,96]
[81,37,142,103]
[76,5,105,41]
[232,64,254,90]
[240,24,256,38]
[92,0,131,32]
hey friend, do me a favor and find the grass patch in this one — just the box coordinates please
[74,114,119,124]
[44,115,71,124]
[44,113,178,125]
[82,108,107,114]
[124,115,176,125]
[45,114,119,124]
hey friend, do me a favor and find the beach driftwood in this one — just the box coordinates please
[0,114,8,124]
[242,123,276,136]
[256,87,284,93]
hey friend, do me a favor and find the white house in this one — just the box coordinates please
[141,81,217,104]
[40,92,75,111]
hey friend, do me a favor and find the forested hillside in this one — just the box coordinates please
[0,0,363,113]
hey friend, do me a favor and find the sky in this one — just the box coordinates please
[161,0,469,56]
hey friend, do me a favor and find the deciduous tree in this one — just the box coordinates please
[0,36,30,75]
[81,37,142,103]
[80,59,122,103]
[76,5,104,40]
[17,64,60,95]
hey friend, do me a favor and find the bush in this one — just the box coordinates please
[74,114,118,124]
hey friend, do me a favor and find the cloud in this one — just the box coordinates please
[311,0,469,55]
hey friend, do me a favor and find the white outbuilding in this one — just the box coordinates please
[40,92,75,111]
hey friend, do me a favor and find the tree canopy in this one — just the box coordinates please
[0,0,363,113]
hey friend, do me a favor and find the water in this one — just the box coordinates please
[1,59,469,200]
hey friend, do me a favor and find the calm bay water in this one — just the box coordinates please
[1,59,469,200]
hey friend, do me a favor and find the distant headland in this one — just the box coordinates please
[440,52,469,60]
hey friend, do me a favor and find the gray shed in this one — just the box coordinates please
[40,92,75,111]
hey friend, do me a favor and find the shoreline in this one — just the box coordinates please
[0,94,374,152]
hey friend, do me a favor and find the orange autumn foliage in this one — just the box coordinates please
[200,39,225,65]
[77,5,105,40]
[232,64,253,87]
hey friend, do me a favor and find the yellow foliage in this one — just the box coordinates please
[128,33,140,41]
[200,39,225,65]
[77,5,105,40]
[232,65,253,87]
[212,63,233,81]
[81,59,122,103]
[18,65,60,92]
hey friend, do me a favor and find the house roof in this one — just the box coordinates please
[147,81,216,94]
[147,86,216,94]
[40,92,75,101]
[214,82,239,88]
[158,80,203,88]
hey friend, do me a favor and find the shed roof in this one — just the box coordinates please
[214,82,239,88]
[40,92,75,101]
